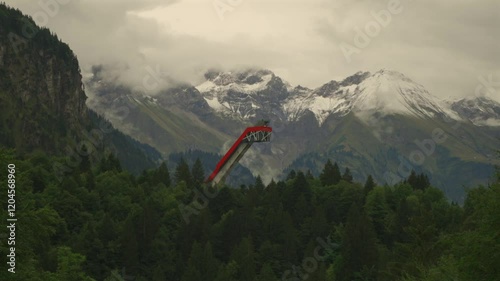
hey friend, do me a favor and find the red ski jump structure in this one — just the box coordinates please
[205,120,272,186]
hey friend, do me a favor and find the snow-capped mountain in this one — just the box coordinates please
[197,69,290,120]
[450,96,500,126]
[85,67,500,202]
[196,69,461,125]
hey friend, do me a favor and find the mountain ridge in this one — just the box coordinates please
[195,68,492,126]
[0,4,162,174]
[84,66,500,202]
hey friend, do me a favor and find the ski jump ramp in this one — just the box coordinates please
[205,121,272,186]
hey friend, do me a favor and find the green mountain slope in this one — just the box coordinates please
[288,113,500,202]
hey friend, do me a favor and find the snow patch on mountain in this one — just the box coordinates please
[450,96,500,126]
[283,70,460,125]
[195,69,280,119]
[196,68,480,126]
[351,70,459,119]
[203,95,226,111]
[283,84,356,124]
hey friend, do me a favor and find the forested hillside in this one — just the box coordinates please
[0,4,161,174]
[1,148,498,281]
[167,149,256,186]
[1,3,499,281]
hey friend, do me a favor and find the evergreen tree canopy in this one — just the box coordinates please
[0,147,497,280]
[364,174,376,194]
[320,160,341,186]
[191,158,205,187]
[175,157,193,186]
[156,162,171,187]
[342,167,353,183]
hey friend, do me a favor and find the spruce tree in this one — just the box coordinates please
[364,175,376,194]
[293,171,311,202]
[256,263,277,281]
[306,169,314,180]
[338,204,379,281]
[182,242,203,281]
[202,242,219,280]
[365,187,389,242]
[191,158,205,187]
[231,236,256,281]
[156,162,171,187]
[175,157,193,187]
[406,170,418,189]
[320,160,341,186]
[416,173,430,190]
[254,175,265,190]
[342,167,353,183]
[286,170,297,180]
[320,160,334,186]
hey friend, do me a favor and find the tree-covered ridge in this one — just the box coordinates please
[0,148,498,281]
[0,3,78,70]
[0,3,161,174]
[168,149,256,186]
[0,2,87,153]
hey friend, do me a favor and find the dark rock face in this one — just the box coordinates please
[0,9,89,152]
[316,80,340,97]
[339,71,370,87]
[0,5,161,174]
[244,75,263,85]
[158,85,213,114]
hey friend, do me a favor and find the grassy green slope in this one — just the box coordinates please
[125,97,231,155]
[288,113,500,202]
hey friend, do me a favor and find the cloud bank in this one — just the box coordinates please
[5,0,500,100]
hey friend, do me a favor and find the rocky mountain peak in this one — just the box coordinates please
[294,85,311,91]
[182,68,498,128]
[316,80,340,97]
[451,96,500,126]
[204,68,275,86]
[348,69,459,120]
[339,71,371,87]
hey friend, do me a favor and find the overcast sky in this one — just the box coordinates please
[5,0,500,100]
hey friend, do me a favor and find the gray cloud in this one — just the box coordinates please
[4,0,500,100]
[317,0,500,100]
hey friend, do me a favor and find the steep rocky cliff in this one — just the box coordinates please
[0,6,88,151]
[0,4,161,173]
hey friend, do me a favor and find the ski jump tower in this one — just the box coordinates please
[205,120,272,186]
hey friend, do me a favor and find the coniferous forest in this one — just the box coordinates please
[1,3,500,281]
[1,149,499,281]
